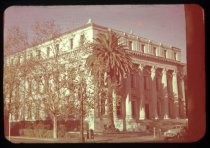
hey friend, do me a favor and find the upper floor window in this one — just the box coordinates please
[47,47,50,57]
[80,34,85,45]
[128,41,132,50]
[141,44,145,52]
[131,100,137,118]
[174,51,177,60]
[17,56,20,64]
[70,38,73,49]
[153,47,156,55]
[37,50,41,59]
[164,50,167,58]
[56,44,59,51]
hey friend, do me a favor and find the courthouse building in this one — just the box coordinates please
[4,19,187,131]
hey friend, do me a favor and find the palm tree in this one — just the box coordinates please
[86,30,134,130]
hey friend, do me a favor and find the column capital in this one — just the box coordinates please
[177,72,185,80]
[172,71,177,75]
[138,64,144,71]
[151,65,156,73]
[162,68,167,74]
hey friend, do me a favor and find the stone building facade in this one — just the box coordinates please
[4,19,187,131]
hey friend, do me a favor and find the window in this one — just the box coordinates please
[56,44,59,51]
[20,55,23,63]
[174,52,177,60]
[116,100,122,117]
[17,56,20,64]
[128,41,132,50]
[153,47,156,55]
[47,47,50,57]
[80,34,85,45]
[131,100,136,118]
[37,50,41,59]
[145,104,150,119]
[164,50,167,58]
[70,38,73,49]
[141,44,145,52]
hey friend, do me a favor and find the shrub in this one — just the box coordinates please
[20,128,53,138]
[63,133,72,139]
[34,129,46,137]
[42,130,53,138]
[22,129,35,137]
[103,127,120,134]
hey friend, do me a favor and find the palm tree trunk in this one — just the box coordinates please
[107,80,115,130]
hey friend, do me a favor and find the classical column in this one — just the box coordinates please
[167,71,173,118]
[138,64,145,120]
[161,68,169,119]
[105,99,108,115]
[125,94,132,120]
[143,66,151,119]
[125,75,132,121]
[150,66,158,119]
[172,71,179,118]
[112,89,118,120]
[156,68,163,118]
[177,73,187,118]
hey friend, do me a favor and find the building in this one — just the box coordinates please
[4,19,187,132]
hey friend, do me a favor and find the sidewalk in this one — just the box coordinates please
[8,133,164,143]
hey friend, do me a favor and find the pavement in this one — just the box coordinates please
[7,133,165,143]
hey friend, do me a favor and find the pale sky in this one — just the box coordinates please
[4,5,186,63]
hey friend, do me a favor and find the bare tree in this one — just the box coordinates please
[31,20,61,46]
[4,26,29,56]
[28,19,83,139]
[4,19,95,141]
[4,63,21,139]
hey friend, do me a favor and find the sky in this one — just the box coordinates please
[4,5,186,63]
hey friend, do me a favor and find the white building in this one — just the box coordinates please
[4,19,187,132]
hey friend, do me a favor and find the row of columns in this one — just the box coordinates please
[117,64,186,121]
[95,64,187,124]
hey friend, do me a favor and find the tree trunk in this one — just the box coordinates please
[80,89,85,143]
[53,115,57,139]
[107,82,115,130]
[8,113,11,140]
